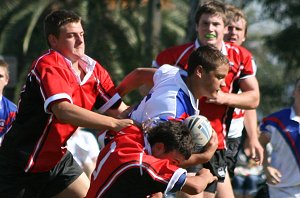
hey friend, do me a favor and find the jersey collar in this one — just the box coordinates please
[194,39,228,56]
[51,49,97,84]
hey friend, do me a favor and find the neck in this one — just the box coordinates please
[185,77,196,100]
[293,103,300,116]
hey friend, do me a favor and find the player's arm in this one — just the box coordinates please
[51,100,133,132]
[116,68,157,97]
[244,110,264,165]
[105,101,131,118]
[206,76,259,109]
[181,168,217,195]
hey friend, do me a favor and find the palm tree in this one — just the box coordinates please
[0,0,192,105]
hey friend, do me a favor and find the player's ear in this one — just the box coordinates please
[196,65,203,78]
[152,142,166,157]
[48,34,58,48]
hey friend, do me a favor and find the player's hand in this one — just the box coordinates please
[196,168,218,184]
[204,129,218,153]
[245,138,264,165]
[118,104,137,119]
[112,118,133,131]
[205,90,227,105]
[265,166,281,185]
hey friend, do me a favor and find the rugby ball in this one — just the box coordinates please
[184,115,213,152]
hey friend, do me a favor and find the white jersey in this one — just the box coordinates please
[260,107,300,192]
[130,64,199,124]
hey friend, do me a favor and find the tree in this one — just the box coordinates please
[261,0,300,81]
[0,0,191,105]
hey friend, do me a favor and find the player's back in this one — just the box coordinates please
[130,64,198,124]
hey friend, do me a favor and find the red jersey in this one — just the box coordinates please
[0,49,121,172]
[87,125,187,198]
[153,40,256,149]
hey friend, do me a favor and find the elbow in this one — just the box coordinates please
[51,101,72,123]
[244,93,259,109]
[55,111,69,123]
[201,155,212,163]
[250,96,260,109]
[188,187,204,195]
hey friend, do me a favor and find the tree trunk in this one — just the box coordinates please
[144,0,161,66]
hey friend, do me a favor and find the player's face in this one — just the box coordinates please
[50,22,85,62]
[198,64,229,98]
[0,67,8,94]
[152,144,185,166]
[224,18,246,45]
[196,13,226,50]
[159,150,185,166]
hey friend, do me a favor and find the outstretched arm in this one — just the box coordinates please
[51,101,133,132]
[116,68,157,97]
[206,76,260,109]
[244,110,264,165]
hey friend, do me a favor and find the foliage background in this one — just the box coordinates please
[0,0,299,121]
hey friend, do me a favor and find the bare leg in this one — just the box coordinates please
[53,172,90,198]
[215,171,234,198]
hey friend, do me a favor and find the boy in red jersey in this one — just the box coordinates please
[0,10,133,198]
[223,3,263,180]
[152,1,260,198]
[86,120,217,198]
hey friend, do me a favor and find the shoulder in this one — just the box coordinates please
[158,42,194,55]
[261,108,290,127]
[157,64,180,73]
[154,65,180,83]
[2,97,17,111]
[265,108,290,119]
[225,42,253,57]
[33,49,67,70]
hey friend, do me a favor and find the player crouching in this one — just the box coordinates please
[86,119,217,197]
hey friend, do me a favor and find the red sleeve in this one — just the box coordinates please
[34,53,74,103]
[154,43,194,70]
[238,45,256,78]
[93,62,121,111]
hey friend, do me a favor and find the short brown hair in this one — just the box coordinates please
[195,1,228,26]
[187,45,229,76]
[44,10,82,47]
[147,120,194,160]
[225,4,248,37]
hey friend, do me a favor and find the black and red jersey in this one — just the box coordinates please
[0,49,121,172]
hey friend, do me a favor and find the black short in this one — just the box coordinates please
[0,151,83,198]
[203,149,227,193]
[225,137,242,178]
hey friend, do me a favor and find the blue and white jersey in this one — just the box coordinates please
[260,107,300,188]
[0,96,17,145]
[130,64,199,125]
